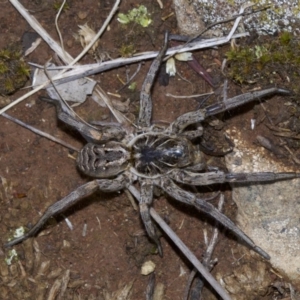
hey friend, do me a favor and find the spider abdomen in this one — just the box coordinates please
[77,142,130,178]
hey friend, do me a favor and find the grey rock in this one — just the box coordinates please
[225,127,300,285]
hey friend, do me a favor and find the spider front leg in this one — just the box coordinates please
[168,87,291,134]
[205,87,290,117]
[40,97,126,142]
[139,179,163,256]
[5,173,133,248]
[154,176,270,259]
[138,32,169,128]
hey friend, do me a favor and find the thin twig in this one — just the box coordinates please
[54,0,67,61]
[1,112,79,152]
[289,283,297,300]
[117,63,142,93]
[127,186,231,300]
[124,189,138,211]
[194,4,270,39]
[164,3,253,62]
[166,92,214,99]
[183,195,224,300]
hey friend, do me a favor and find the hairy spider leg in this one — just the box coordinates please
[5,173,134,248]
[40,96,126,142]
[138,32,169,128]
[154,175,270,259]
[168,87,290,134]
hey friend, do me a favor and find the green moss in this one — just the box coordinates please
[0,45,30,95]
[117,5,152,27]
[17,64,30,77]
[225,31,300,90]
[279,31,292,45]
[119,43,136,58]
[4,78,14,93]
[128,82,137,91]
[0,61,9,74]
[0,49,11,59]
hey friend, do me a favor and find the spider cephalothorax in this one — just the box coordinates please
[133,134,202,174]
[5,33,300,271]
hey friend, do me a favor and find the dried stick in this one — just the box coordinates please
[54,0,67,60]
[183,195,224,300]
[33,32,248,88]
[1,112,79,152]
[127,186,231,300]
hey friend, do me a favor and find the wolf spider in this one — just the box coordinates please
[5,33,299,264]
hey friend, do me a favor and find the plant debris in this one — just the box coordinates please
[117,5,152,27]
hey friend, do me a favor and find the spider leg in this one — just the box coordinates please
[154,176,270,259]
[185,161,206,172]
[180,128,204,140]
[205,87,290,117]
[168,169,300,186]
[138,32,169,128]
[40,97,126,142]
[5,173,132,248]
[139,179,163,256]
[168,88,290,134]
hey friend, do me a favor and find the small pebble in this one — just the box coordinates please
[66,39,73,48]
[141,260,156,275]
[77,11,88,20]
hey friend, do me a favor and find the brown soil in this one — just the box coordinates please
[0,1,299,299]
